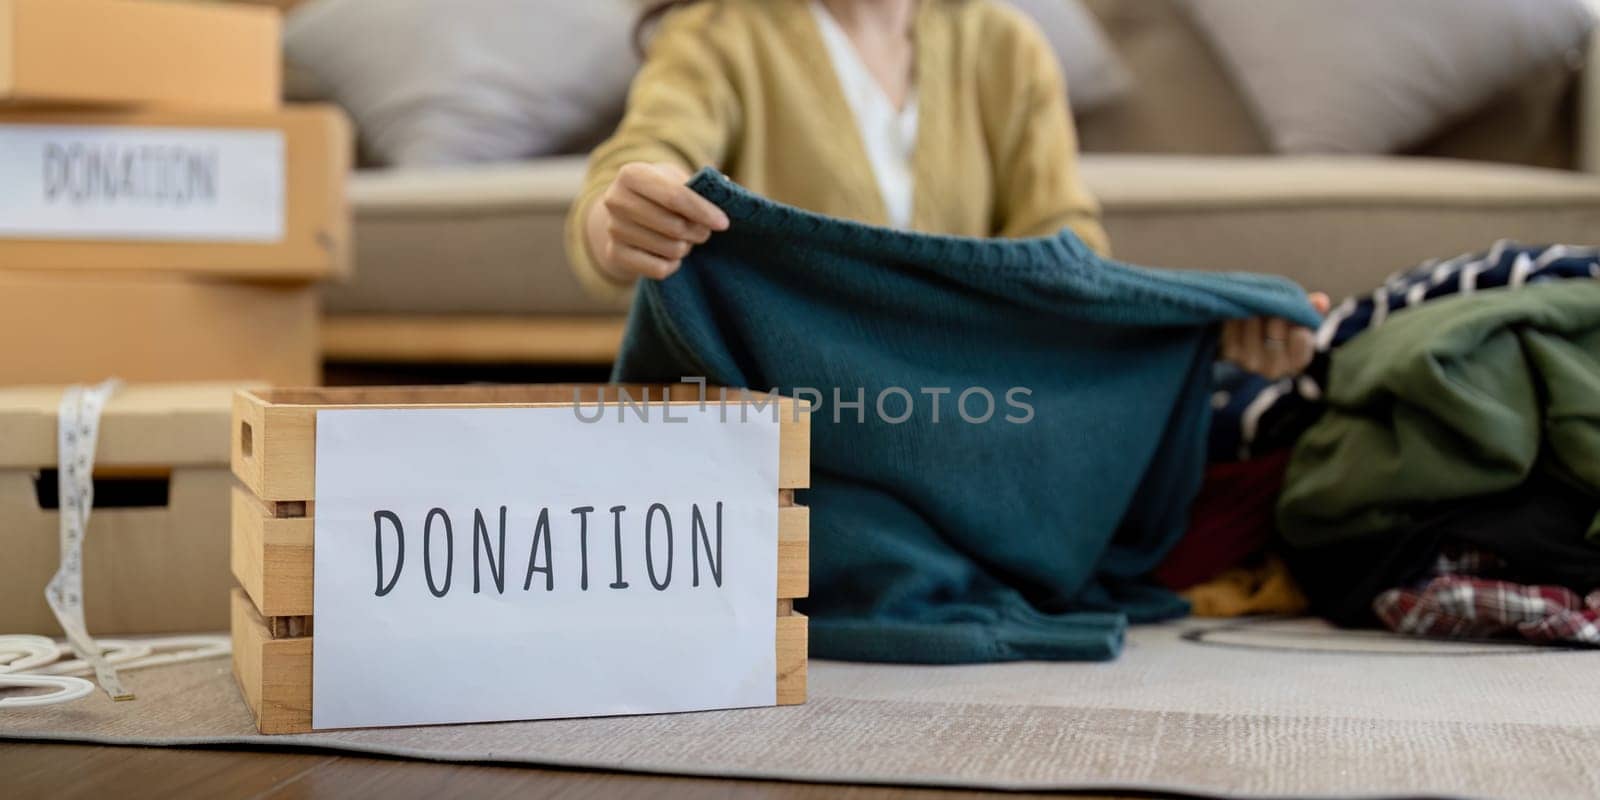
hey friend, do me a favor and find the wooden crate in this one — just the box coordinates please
[229,384,809,734]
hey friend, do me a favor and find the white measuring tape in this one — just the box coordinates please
[0,635,93,708]
[45,379,134,701]
[0,633,229,709]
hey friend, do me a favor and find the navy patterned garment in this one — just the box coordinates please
[1210,241,1600,462]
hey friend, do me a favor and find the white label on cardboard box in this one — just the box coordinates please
[311,403,780,730]
[0,125,285,242]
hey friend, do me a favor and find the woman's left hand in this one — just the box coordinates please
[1221,293,1331,379]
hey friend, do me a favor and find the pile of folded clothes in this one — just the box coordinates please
[1175,241,1600,645]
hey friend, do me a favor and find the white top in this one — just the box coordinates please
[809,1,919,229]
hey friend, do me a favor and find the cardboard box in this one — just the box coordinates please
[0,0,280,111]
[0,105,350,280]
[0,270,320,386]
[0,383,251,634]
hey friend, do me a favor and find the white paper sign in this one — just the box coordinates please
[0,125,284,241]
[312,404,779,729]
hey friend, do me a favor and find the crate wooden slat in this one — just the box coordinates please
[230,486,314,617]
[233,384,811,503]
[231,587,312,735]
[229,384,809,734]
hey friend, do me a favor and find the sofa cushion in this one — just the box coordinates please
[284,0,639,166]
[326,155,1600,316]
[1410,57,1582,170]
[1179,0,1595,155]
[1088,155,1600,298]
[1003,0,1132,113]
[1077,0,1585,170]
[1076,0,1268,155]
[324,157,632,315]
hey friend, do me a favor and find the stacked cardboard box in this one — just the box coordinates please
[0,0,351,385]
[0,0,350,634]
[0,383,244,633]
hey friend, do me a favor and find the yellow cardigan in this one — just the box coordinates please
[565,0,1109,298]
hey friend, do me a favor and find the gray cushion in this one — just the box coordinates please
[326,155,1600,316]
[284,0,639,166]
[1180,0,1595,154]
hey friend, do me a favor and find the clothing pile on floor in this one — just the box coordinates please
[1185,242,1600,646]
[616,171,1600,661]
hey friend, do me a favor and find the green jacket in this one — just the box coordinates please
[1279,280,1600,547]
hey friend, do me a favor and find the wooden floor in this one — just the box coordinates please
[1,743,1144,799]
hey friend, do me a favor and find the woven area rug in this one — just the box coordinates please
[4,617,1599,799]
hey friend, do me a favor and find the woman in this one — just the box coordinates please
[565,0,1325,377]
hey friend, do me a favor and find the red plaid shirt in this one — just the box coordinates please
[1373,549,1600,645]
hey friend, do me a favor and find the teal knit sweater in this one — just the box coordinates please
[615,170,1321,663]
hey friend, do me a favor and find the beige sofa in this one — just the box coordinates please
[320,0,1600,366]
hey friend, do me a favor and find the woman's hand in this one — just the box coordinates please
[584,162,731,284]
[1221,293,1331,379]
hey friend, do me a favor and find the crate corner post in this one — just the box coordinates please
[776,396,811,706]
